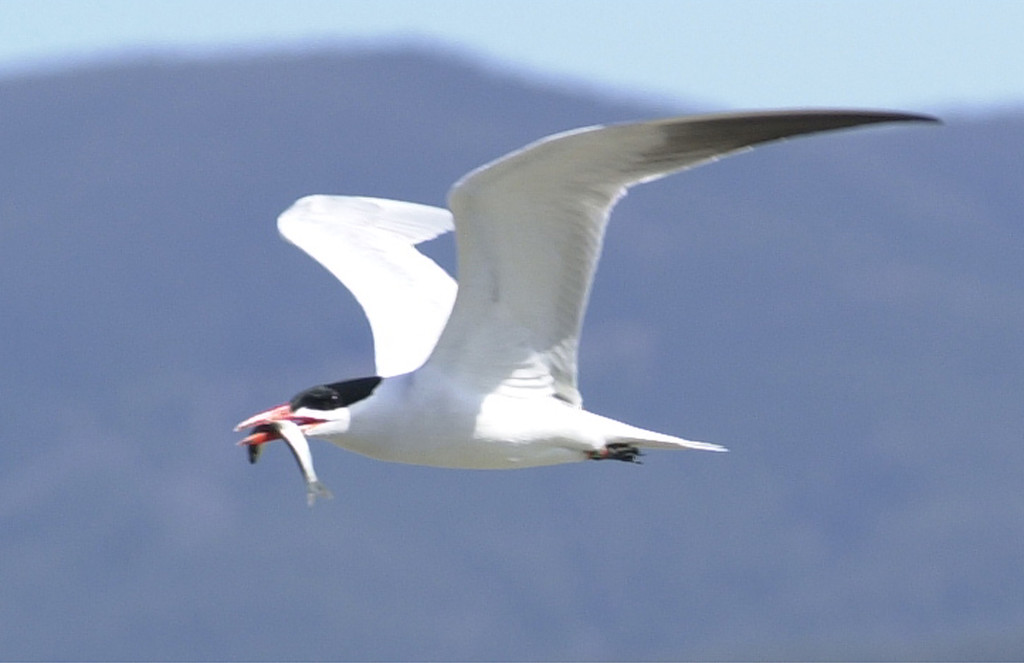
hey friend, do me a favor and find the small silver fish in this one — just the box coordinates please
[274,420,333,506]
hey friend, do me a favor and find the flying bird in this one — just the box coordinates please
[236,109,937,503]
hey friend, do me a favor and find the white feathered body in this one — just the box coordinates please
[319,366,705,469]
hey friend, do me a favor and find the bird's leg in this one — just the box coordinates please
[588,443,643,463]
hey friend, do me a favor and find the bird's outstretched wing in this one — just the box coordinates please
[425,110,938,405]
[277,195,457,377]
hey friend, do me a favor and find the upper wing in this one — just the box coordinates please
[425,110,938,405]
[278,195,457,378]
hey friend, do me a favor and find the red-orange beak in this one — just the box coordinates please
[234,404,292,445]
[234,404,326,446]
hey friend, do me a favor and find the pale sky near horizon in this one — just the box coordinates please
[1,0,1021,112]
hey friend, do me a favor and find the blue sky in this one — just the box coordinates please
[1,0,1022,111]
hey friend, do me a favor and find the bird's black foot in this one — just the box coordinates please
[589,443,643,463]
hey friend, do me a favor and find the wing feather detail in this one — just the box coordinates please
[277,195,457,378]
[425,110,938,405]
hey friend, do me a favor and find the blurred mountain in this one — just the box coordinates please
[0,47,1021,661]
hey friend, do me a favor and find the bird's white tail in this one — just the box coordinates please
[606,417,727,453]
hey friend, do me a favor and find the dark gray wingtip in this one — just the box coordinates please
[660,108,941,130]
[793,109,941,127]
[897,111,942,125]
[642,109,940,171]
